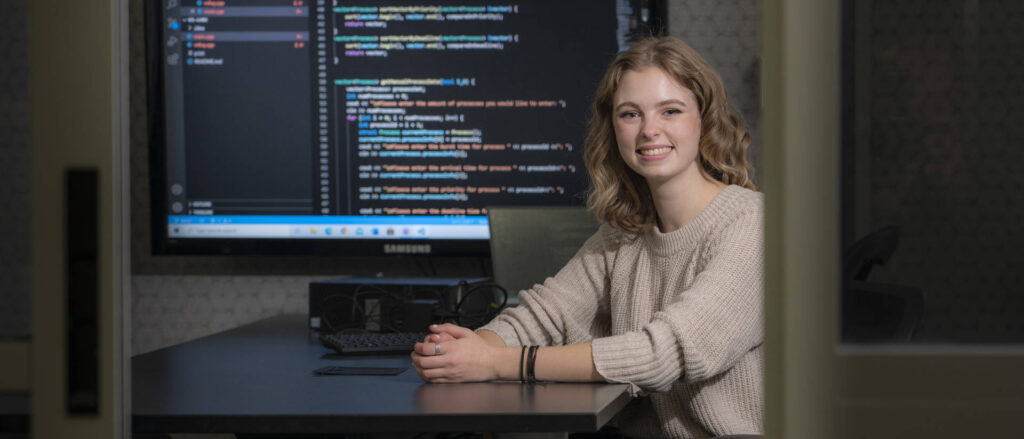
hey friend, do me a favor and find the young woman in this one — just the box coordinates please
[411,36,763,438]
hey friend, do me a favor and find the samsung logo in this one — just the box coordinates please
[384,244,432,254]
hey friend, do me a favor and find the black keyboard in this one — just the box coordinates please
[319,332,426,355]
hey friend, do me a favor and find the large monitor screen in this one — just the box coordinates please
[149,0,643,256]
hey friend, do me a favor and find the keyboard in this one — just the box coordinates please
[319,331,427,355]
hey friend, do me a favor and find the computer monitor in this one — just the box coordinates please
[147,0,658,256]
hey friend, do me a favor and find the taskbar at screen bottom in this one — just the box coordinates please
[166,215,490,240]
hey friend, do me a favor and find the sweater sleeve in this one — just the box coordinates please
[591,208,764,394]
[478,225,614,347]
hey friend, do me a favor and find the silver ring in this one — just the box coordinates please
[434,342,441,356]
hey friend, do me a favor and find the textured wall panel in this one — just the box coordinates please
[669,0,762,175]
[132,275,320,354]
[0,0,30,338]
[863,0,1024,342]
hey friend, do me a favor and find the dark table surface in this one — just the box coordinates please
[0,392,29,434]
[132,314,631,434]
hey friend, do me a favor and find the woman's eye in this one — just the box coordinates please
[619,111,639,119]
[664,108,682,115]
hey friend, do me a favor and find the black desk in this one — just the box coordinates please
[132,314,631,435]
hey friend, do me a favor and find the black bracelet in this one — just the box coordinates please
[526,345,540,383]
[524,346,533,383]
[519,346,527,383]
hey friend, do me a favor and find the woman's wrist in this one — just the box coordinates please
[476,329,507,348]
[490,346,524,381]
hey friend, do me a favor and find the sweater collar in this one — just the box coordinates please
[644,185,744,256]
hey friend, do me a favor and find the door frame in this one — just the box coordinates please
[28,0,131,436]
[762,0,1024,437]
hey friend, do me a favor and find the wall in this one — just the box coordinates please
[670,0,762,166]
[0,0,30,340]
[851,0,1024,342]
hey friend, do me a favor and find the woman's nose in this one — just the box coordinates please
[640,118,660,138]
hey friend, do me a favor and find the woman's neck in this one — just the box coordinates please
[649,173,726,233]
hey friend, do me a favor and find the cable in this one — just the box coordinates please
[320,292,369,332]
[454,282,509,327]
[478,257,491,277]
[352,283,413,332]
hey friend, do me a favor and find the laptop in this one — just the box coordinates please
[487,206,601,303]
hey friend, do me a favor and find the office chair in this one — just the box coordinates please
[841,226,924,342]
[487,206,600,299]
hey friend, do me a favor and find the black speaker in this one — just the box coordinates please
[65,168,98,415]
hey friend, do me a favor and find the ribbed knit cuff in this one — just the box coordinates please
[591,325,684,396]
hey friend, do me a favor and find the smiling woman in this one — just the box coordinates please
[612,67,711,232]
[586,37,756,235]
[411,36,764,439]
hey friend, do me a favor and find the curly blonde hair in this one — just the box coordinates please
[584,37,755,234]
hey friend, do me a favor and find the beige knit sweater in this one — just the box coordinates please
[480,185,764,438]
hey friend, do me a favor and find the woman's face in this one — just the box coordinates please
[612,67,703,188]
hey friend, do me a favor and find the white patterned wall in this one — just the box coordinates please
[132,275,321,354]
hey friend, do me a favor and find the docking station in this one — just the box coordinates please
[308,277,498,333]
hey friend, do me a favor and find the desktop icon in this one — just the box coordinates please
[386,227,395,236]
[167,35,179,46]
[167,53,180,65]
[372,228,379,235]
[325,227,332,235]
[340,227,347,235]
[355,227,364,236]
[417,227,427,236]
[402,227,410,235]
[309,227,318,234]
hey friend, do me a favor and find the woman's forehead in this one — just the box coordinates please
[614,67,697,104]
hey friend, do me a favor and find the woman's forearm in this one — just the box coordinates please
[490,342,605,383]
[534,343,604,382]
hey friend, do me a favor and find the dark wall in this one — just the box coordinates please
[848,0,1024,342]
[0,0,30,339]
